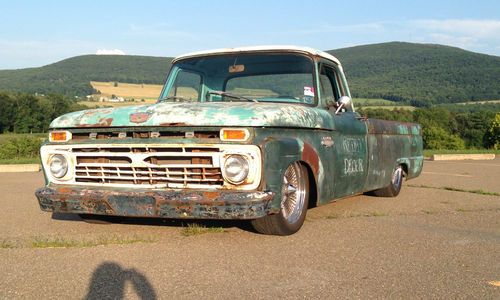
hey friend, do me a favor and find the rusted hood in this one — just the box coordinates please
[50,102,334,129]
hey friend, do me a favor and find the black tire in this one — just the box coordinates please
[373,165,404,197]
[251,162,309,235]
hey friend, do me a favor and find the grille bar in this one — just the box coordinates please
[72,145,223,187]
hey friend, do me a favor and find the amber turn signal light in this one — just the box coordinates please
[49,131,71,142]
[220,128,250,142]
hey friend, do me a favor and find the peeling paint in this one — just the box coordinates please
[50,102,335,130]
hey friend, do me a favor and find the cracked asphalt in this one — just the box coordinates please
[0,158,499,299]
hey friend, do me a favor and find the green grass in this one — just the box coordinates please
[424,149,499,156]
[326,211,388,219]
[408,184,500,197]
[30,235,156,248]
[354,98,396,105]
[0,158,40,164]
[0,133,46,143]
[364,211,388,217]
[0,239,15,249]
[363,105,415,110]
[181,223,225,236]
[354,98,416,110]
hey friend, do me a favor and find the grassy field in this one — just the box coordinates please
[78,99,157,108]
[0,133,46,143]
[0,133,46,164]
[77,81,163,108]
[455,99,500,105]
[354,98,415,110]
[354,98,396,105]
[91,81,163,100]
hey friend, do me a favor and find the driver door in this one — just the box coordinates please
[319,64,368,199]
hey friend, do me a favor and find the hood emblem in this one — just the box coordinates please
[130,112,151,123]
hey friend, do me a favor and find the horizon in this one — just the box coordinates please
[1,41,499,71]
[1,0,499,69]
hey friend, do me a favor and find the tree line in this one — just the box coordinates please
[0,92,498,150]
[0,92,87,133]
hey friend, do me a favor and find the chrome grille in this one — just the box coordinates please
[72,146,223,188]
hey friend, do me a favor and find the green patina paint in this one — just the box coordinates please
[37,47,424,225]
[50,102,335,130]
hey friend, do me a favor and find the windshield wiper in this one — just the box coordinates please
[159,96,192,103]
[208,91,258,103]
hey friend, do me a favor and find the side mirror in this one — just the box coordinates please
[335,96,352,114]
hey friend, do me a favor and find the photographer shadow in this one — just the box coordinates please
[85,261,157,300]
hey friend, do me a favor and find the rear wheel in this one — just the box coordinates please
[373,165,404,197]
[251,162,309,235]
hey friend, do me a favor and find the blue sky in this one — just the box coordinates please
[0,0,499,69]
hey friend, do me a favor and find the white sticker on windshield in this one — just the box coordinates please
[304,86,315,97]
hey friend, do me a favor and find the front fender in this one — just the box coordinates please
[261,137,301,211]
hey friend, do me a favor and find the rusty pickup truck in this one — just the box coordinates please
[35,46,423,235]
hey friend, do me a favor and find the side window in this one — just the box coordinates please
[168,69,201,101]
[319,65,341,104]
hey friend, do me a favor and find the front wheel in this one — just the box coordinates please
[251,162,309,235]
[373,165,404,197]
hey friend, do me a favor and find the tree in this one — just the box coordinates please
[423,126,465,150]
[484,113,500,149]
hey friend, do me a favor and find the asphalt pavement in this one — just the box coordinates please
[0,158,499,299]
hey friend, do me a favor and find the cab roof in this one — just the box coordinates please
[172,45,341,65]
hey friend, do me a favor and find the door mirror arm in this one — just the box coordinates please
[334,96,352,115]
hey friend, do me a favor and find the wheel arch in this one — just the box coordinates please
[298,160,318,208]
[395,158,410,178]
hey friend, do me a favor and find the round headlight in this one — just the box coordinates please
[49,154,68,179]
[223,155,249,184]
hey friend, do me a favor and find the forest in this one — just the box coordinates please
[0,42,499,107]
[0,92,498,152]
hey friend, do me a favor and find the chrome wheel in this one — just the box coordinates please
[280,163,307,224]
[391,166,403,190]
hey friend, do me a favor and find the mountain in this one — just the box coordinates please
[0,42,499,104]
[0,55,172,96]
[328,42,500,105]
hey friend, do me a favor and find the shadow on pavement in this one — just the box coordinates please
[51,212,257,233]
[85,261,157,300]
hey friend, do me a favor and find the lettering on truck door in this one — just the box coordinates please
[319,63,368,198]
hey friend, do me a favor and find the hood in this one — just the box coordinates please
[50,102,334,129]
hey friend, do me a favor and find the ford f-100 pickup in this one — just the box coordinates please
[35,46,423,235]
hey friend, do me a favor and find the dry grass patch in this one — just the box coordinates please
[181,223,225,237]
[91,81,162,99]
[30,234,156,248]
[0,239,15,249]
[409,184,500,197]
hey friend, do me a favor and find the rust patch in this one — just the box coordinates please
[130,112,152,123]
[203,191,219,200]
[302,143,319,175]
[35,187,274,220]
[57,187,74,194]
[98,118,113,126]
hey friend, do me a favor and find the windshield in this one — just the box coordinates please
[159,53,316,105]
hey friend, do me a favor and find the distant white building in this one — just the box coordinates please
[108,97,125,102]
